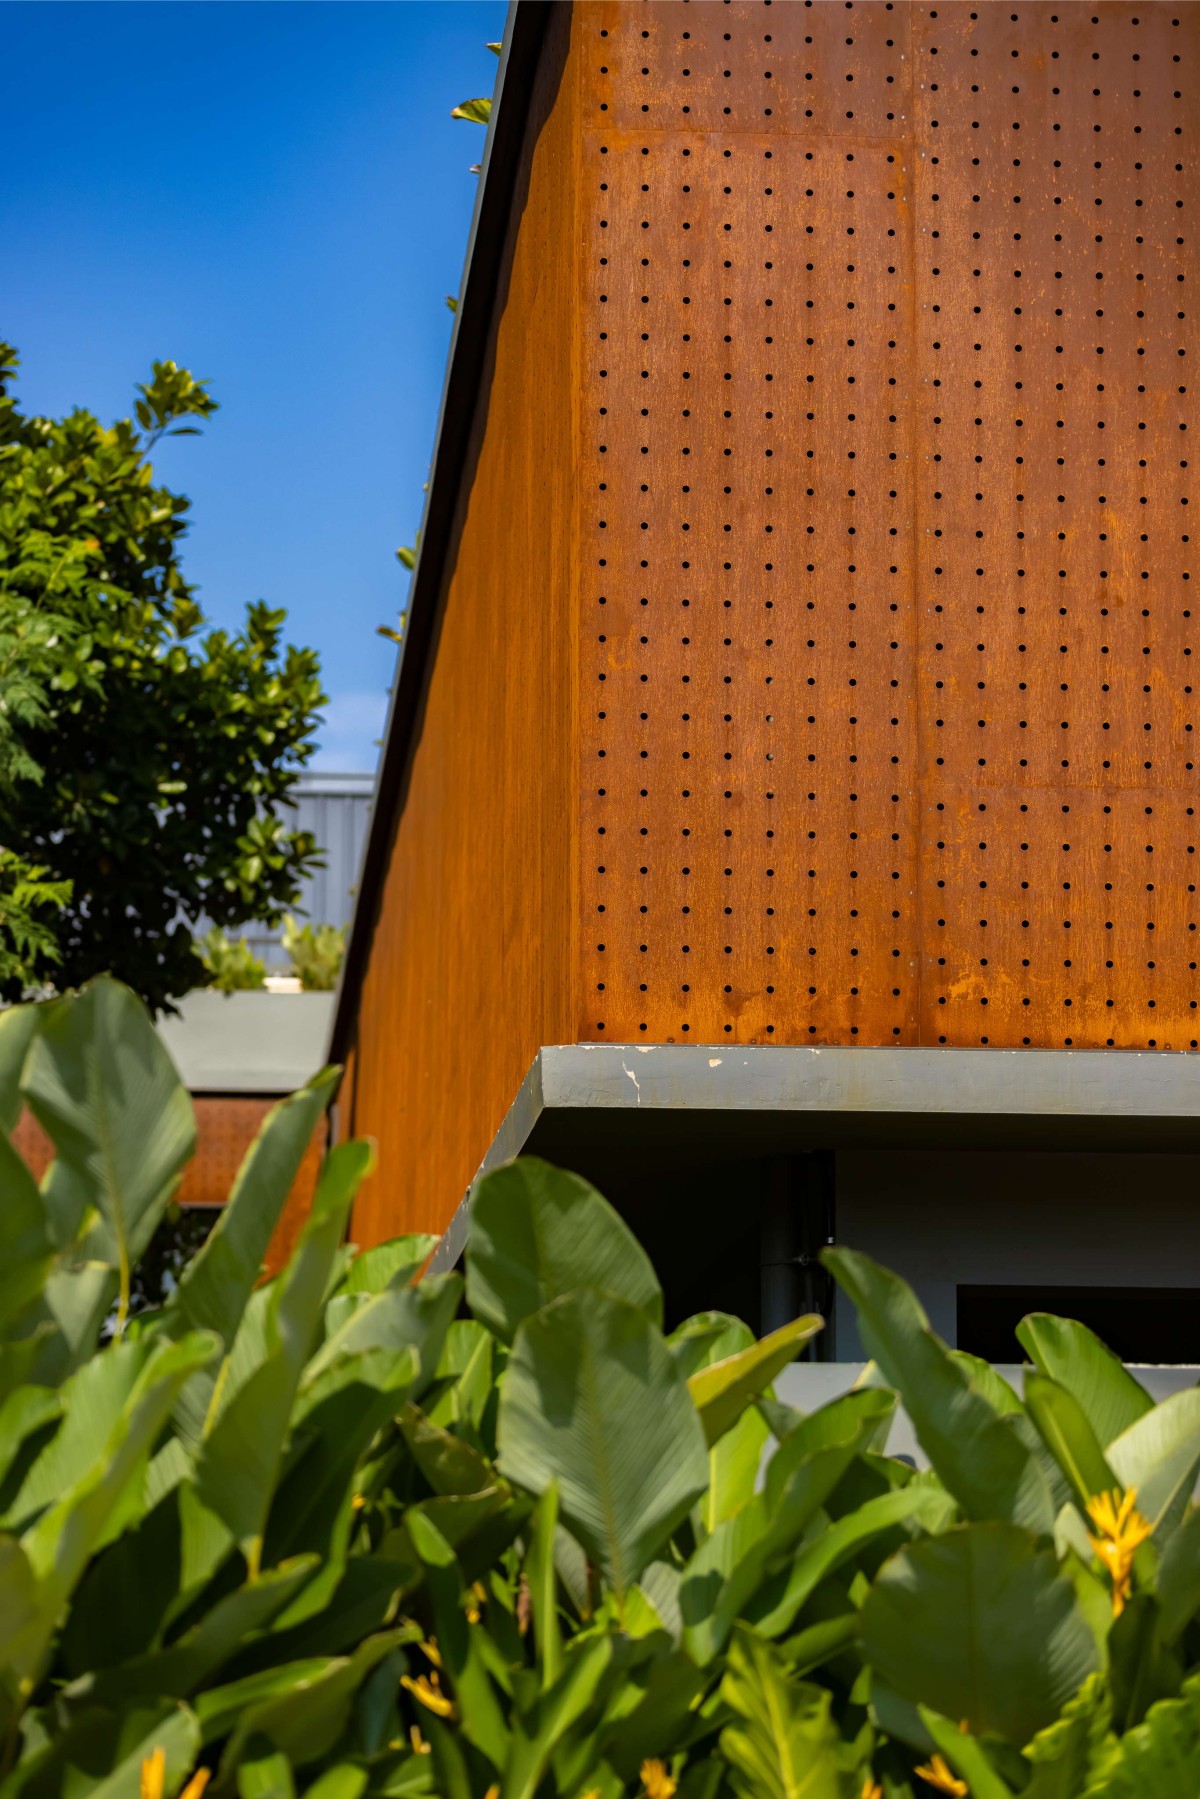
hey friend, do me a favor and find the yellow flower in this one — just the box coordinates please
[1086,1486,1153,1616]
[641,1759,677,1799]
[915,1753,968,1796]
[141,1749,166,1799]
[483,1788,500,1799]
[409,1725,431,1756]
[422,1637,443,1669]
[351,1493,367,1510]
[401,1671,454,1718]
[861,1782,884,1799]
[180,1774,211,1799]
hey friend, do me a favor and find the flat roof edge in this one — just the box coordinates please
[539,1043,1200,1120]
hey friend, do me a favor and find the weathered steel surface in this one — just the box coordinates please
[577,0,1197,1050]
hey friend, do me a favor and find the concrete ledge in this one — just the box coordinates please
[159,989,336,1095]
[540,1043,1200,1120]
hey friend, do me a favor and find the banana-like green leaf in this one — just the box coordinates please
[1108,1388,1200,1538]
[3,1338,148,1531]
[918,1708,1013,1799]
[23,978,195,1314]
[1109,1593,1181,1732]
[826,1247,1054,1534]
[398,1404,493,1497]
[1024,1372,1118,1512]
[1076,1672,1200,1799]
[719,1625,844,1799]
[426,1319,494,1437]
[195,1144,364,1568]
[340,1233,436,1295]
[860,1522,1100,1745]
[500,1635,615,1799]
[498,1289,707,1600]
[305,1271,460,1397]
[526,1482,562,1690]
[746,1479,956,1639]
[0,1001,40,1135]
[1157,1505,1200,1645]
[467,1158,661,1344]
[671,1315,765,1534]
[1017,1314,1152,1449]
[8,1331,217,1691]
[687,1314,824,1450]
[19,1698,201,1799]
[167,1067,338,1349]
[0,1134,53,1331]
[1020,1673,1110,1799]
[217,1633,402,1773]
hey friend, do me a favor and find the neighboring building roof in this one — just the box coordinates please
[328,0,544,1065]
[233,769,375,966]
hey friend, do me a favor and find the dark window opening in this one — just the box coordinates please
[958,1285,1200,1366]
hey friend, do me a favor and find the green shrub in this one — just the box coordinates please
[1,977,1200,1797]
[282,918,347,992]
[194,927,268,993]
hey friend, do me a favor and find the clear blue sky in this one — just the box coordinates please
[2,0,505,771]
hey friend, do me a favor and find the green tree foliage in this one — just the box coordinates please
[194,927,268,994]
[0,341,326,1011]
[4,980,1200,1794]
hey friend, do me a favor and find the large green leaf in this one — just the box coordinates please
[216,1632,402,1773]
[22,977,195,1321]
[0,1001,40,1135]
[304,1271,460,1398]
[195,1144,365,1570]
[1157,1504,1200,1644]
[1024,1372,1118,1512]
[719,1626,844,1799]
[687,1314,823,1450]
[8,1697,201,1799]
[339,1234,437,1295]
[167,1066,338,1348]
[467,1158,661,1343]
[1081,1674,1200,1799]
[826,1248,1054,1533]
[1107,1389,1200,1538]
[6,1331,217,1693]
[670,1315,768,1534]
[0,1135,53,1332]
[860,1522,1100,1745]
[497,1288,707,1600]
[746,1479,956,1639]
[918,1709,1013,1799]
[1017,1314,1152,1449]
[3,1339,149,1531]
[500,1634,615,1799]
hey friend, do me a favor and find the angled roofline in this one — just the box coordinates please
[327,0,550,1068]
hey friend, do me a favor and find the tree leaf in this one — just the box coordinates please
[498,1289,707,1600]
[467,1158,661,1344]
[860,1522,1100,1745]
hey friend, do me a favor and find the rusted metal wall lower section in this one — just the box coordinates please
[12,1098,325,1274]
[578,0,1197,1050]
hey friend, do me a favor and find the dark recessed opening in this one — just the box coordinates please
[958,1285,1200,1365]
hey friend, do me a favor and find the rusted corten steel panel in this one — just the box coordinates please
[343,4,583,1242]
[577,0,1197,1051]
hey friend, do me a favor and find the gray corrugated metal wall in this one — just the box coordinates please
[242,772,375,965]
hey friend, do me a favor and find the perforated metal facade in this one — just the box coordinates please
[580,0,1197,1051]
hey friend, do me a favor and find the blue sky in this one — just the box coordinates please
[3,0,505,771]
